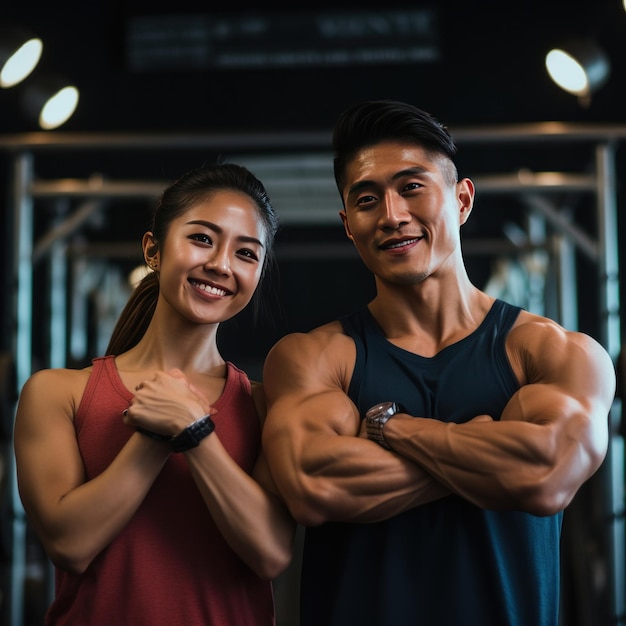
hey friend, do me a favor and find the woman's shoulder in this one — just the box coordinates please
[22,366,93,398]
[17,366,94,421]
[26,364,92,381]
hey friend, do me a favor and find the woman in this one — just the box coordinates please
[14,163,295,625]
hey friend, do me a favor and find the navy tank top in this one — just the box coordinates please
[300,299,563,626]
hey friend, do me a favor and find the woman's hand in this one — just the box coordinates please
[123,369,214,437]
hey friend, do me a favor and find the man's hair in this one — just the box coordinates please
[332,99,458,193]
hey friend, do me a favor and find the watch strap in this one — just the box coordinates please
[169,414,216,453]
[136,426,171,442]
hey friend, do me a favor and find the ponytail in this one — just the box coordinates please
[105,272,159,355]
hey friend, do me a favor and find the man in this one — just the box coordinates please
[262,99,615,626]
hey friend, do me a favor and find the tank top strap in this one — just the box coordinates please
[75,356,133,432]
[339,307,370,401]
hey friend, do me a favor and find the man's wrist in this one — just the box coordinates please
[365,401,398,450]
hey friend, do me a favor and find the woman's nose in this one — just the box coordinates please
[204,249,231,275]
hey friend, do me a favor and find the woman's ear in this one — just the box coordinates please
[142,232,159,269]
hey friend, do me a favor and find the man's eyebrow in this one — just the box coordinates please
[347,179,376,197]
[347,167,430,197]
[392,166,430,180]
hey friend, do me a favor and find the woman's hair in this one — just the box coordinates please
[106,163,279,356]
[332,99,459,194]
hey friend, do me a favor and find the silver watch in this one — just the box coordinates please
[365,401,398,450]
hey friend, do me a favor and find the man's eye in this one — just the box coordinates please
[356,195,376,206]
[404,182,422,192]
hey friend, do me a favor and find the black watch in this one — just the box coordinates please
[365,401,398,450]
[169,414,216,453]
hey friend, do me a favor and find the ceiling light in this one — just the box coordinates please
[21,75,80,130]
[545,39,610,101]
[0,26,43,88]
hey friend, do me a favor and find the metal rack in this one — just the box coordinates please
[1,124,625,625]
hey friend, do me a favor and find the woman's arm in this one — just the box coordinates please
[184,438,295,579]
[14,368,170,575]
[125,369,295,580]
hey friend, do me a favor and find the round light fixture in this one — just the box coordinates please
[545,39,610,99]
[0,27,43,88]
[21,76,80,130]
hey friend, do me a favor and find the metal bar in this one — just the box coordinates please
[596,142,621,359]
[1,122,626,152]
[32,179,166,199]
[595,141,624,625]
[10,151,34,626]
[521,194,599,262]
[28,172,598,199]
[33,200,104,262]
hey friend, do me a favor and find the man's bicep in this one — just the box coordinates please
[269,391,360,441]
[500,329,613,472]
[262,331,359,436]
[507,323,615,422]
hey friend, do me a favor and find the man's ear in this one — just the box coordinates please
[457,178,475,226]
[339,210,354,241]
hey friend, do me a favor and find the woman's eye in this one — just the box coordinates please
[190,233,212,244]
[238,248,259,261]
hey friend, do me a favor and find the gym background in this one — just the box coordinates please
[1,1,626,625]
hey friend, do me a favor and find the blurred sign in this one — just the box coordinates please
[127,9,440,72]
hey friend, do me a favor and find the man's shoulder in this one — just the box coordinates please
[508,310,612,376]
[273,319,351,350]
[510,309,584,342]
[266,319,356,368]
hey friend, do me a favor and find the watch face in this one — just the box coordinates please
[365,401,398,420]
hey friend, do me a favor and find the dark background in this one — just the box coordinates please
[2,0,625,359]
[3,0,626,133]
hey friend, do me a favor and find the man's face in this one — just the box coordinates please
[339,140,474,287]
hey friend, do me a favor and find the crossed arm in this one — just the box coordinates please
[383,321,614,515]
[262,326,450,526]
[261,319,615,526]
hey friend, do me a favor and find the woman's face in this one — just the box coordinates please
[153,189,267,325]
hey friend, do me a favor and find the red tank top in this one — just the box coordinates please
[45,356,275,626]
